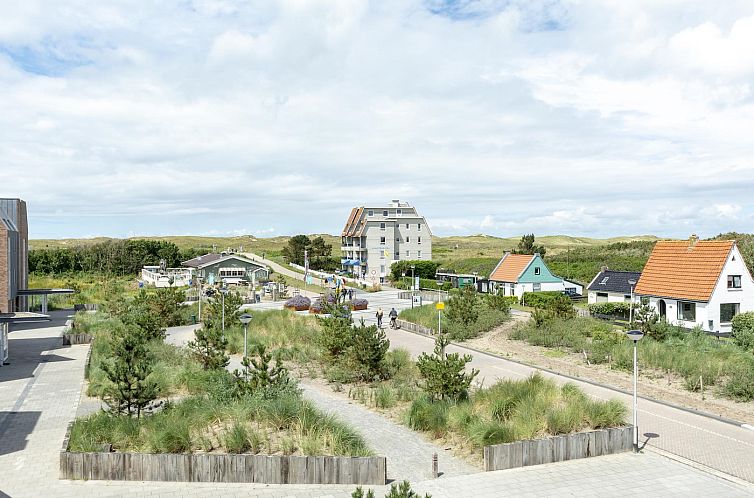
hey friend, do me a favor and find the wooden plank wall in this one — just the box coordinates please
[483,427,633,471]
[59,452,387,485]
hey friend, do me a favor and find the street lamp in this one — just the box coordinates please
[239,313,253,379]
[628,279,637,325]
[220,287,229,339]
[411,264,416,309]
[626,329,644,453]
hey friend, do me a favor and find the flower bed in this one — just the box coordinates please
[349,298,369,311]
[284,295,311,311]
[309,299,325,314]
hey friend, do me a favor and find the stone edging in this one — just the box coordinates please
[59,451,387,484]
[483,427,633,471]
[395,319,434,335]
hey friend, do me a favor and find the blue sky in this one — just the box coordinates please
[2,0,754,240]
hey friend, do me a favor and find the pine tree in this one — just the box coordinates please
[237,343,290,392]
[416,334,478,401]
[102,323,158,418]
[446,286,479,326]
[188,324,230,370]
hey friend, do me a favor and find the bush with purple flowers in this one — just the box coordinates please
[284,295,311,311]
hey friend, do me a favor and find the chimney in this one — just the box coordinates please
[688,234,699,250]
[600,265,608,273]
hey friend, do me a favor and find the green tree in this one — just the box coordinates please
[236,343,291,395]
[352,481,431,498]
[390,260,441,281]
[485,290,512,314]
[317,313,354,360]
[350,320,390,381]
[102,323,158,418]
[513,234,546,256]
[188,325,230,370]
[309,236,334,270]
[634,304,659,338]
[281,234,311,266]
[206,290,244,326]
[416,334,478,401]
[446,286,479,326]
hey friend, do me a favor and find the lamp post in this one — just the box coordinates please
[411,264,416,309]
[239,313,253,379]
[628,279,637,325]
[220,286,229,340]
[626,329,644,453]
[436,278,444,336]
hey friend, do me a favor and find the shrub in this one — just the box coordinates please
[466,419,515,446]
[284,295,311,311]
[416,334,479,401]
[309,299,326,313]
[349,321,390,381]
[588,302,633,320]
[236,344,293,398]
[390,260,441,280]
[732,312,754,352]
[723,362,754,401]
[445,286,479,326]
[223,422,251,453]
[521,291,563,308]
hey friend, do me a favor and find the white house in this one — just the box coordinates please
[634,237,754,334]
[587,269,642,304]
[488,252,583,298]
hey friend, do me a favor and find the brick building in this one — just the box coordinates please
[0,198,29,313]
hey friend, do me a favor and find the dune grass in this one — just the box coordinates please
[69,391,372,456]
[405,373,626,449]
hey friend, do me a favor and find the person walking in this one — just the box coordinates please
[389,307,398,329]
[376,307,384,328]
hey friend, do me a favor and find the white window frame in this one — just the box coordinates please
[728,275,742,289]
[534,267,541,275]
[720,303,740,323]
[677,301,696,322]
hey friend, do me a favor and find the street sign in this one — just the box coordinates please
[371,269,376,276]
[413,295,422,306]
[436,302,445,310]
[414,276,420,290]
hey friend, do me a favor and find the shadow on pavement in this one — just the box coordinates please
[0,411,41,456]
[0,336,74,383]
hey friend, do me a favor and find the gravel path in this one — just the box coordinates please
[298,380,479,483]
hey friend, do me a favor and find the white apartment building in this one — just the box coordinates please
[340,200,432,282]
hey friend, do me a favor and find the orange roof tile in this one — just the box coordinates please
[490,254,533,282]
[634,240,734,302]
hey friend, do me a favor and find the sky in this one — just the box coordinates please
[2,0,754,240]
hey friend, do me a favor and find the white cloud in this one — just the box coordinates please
[2,1,754,239]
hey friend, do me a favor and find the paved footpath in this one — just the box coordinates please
[1,309,752,496]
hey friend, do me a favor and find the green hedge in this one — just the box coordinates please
[521,291,563,308]
[588,302,633,320]
[390,260,441,281]
[732,312,754,352]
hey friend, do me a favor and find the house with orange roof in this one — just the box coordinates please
[634,235,754,333]
[488,252,582,298]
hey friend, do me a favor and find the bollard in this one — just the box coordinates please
[432,452,438,478]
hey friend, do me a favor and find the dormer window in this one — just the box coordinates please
[728,275,742,289]
[534,267,541,275]
[600,277,609,285]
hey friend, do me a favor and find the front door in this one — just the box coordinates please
[658,299,666,319]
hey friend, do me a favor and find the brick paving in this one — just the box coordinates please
[1,309,752,496]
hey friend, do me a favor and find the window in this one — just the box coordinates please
[678,301,696,322]
[397,209,402,215]
[534,267,541,275]
[380,236,385,244]
[624,295,632,302]
[380,222,386,230]
[720,303,740,323]
[418,237,422,244]
[395,252,400,259]
[380,265,386,274]
[396,237,400,242]
[406,250,410,257]
[596,292,608,303]
[368,210,373,216]
[533,283,541,292]
[417,250,422,259]
[406,223,410,229]
[640,296,649,305]
[728,275,742,289]
[600,277,609,285]
[418,223,422,231]
[406,237,410,243]
[383,210,388,216]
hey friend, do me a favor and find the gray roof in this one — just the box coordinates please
[587,270,642,294]
[182,253,268,270]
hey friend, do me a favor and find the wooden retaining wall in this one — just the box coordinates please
[62,334,93,345]
[483,427,632,471]
[395,319,434,335]
[59,451,386,484]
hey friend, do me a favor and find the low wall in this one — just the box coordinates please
[62,334,93,345]
[59,451,386,484]
[395,319,434,335]
[397,291,448,303]
[483,427,632,471]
